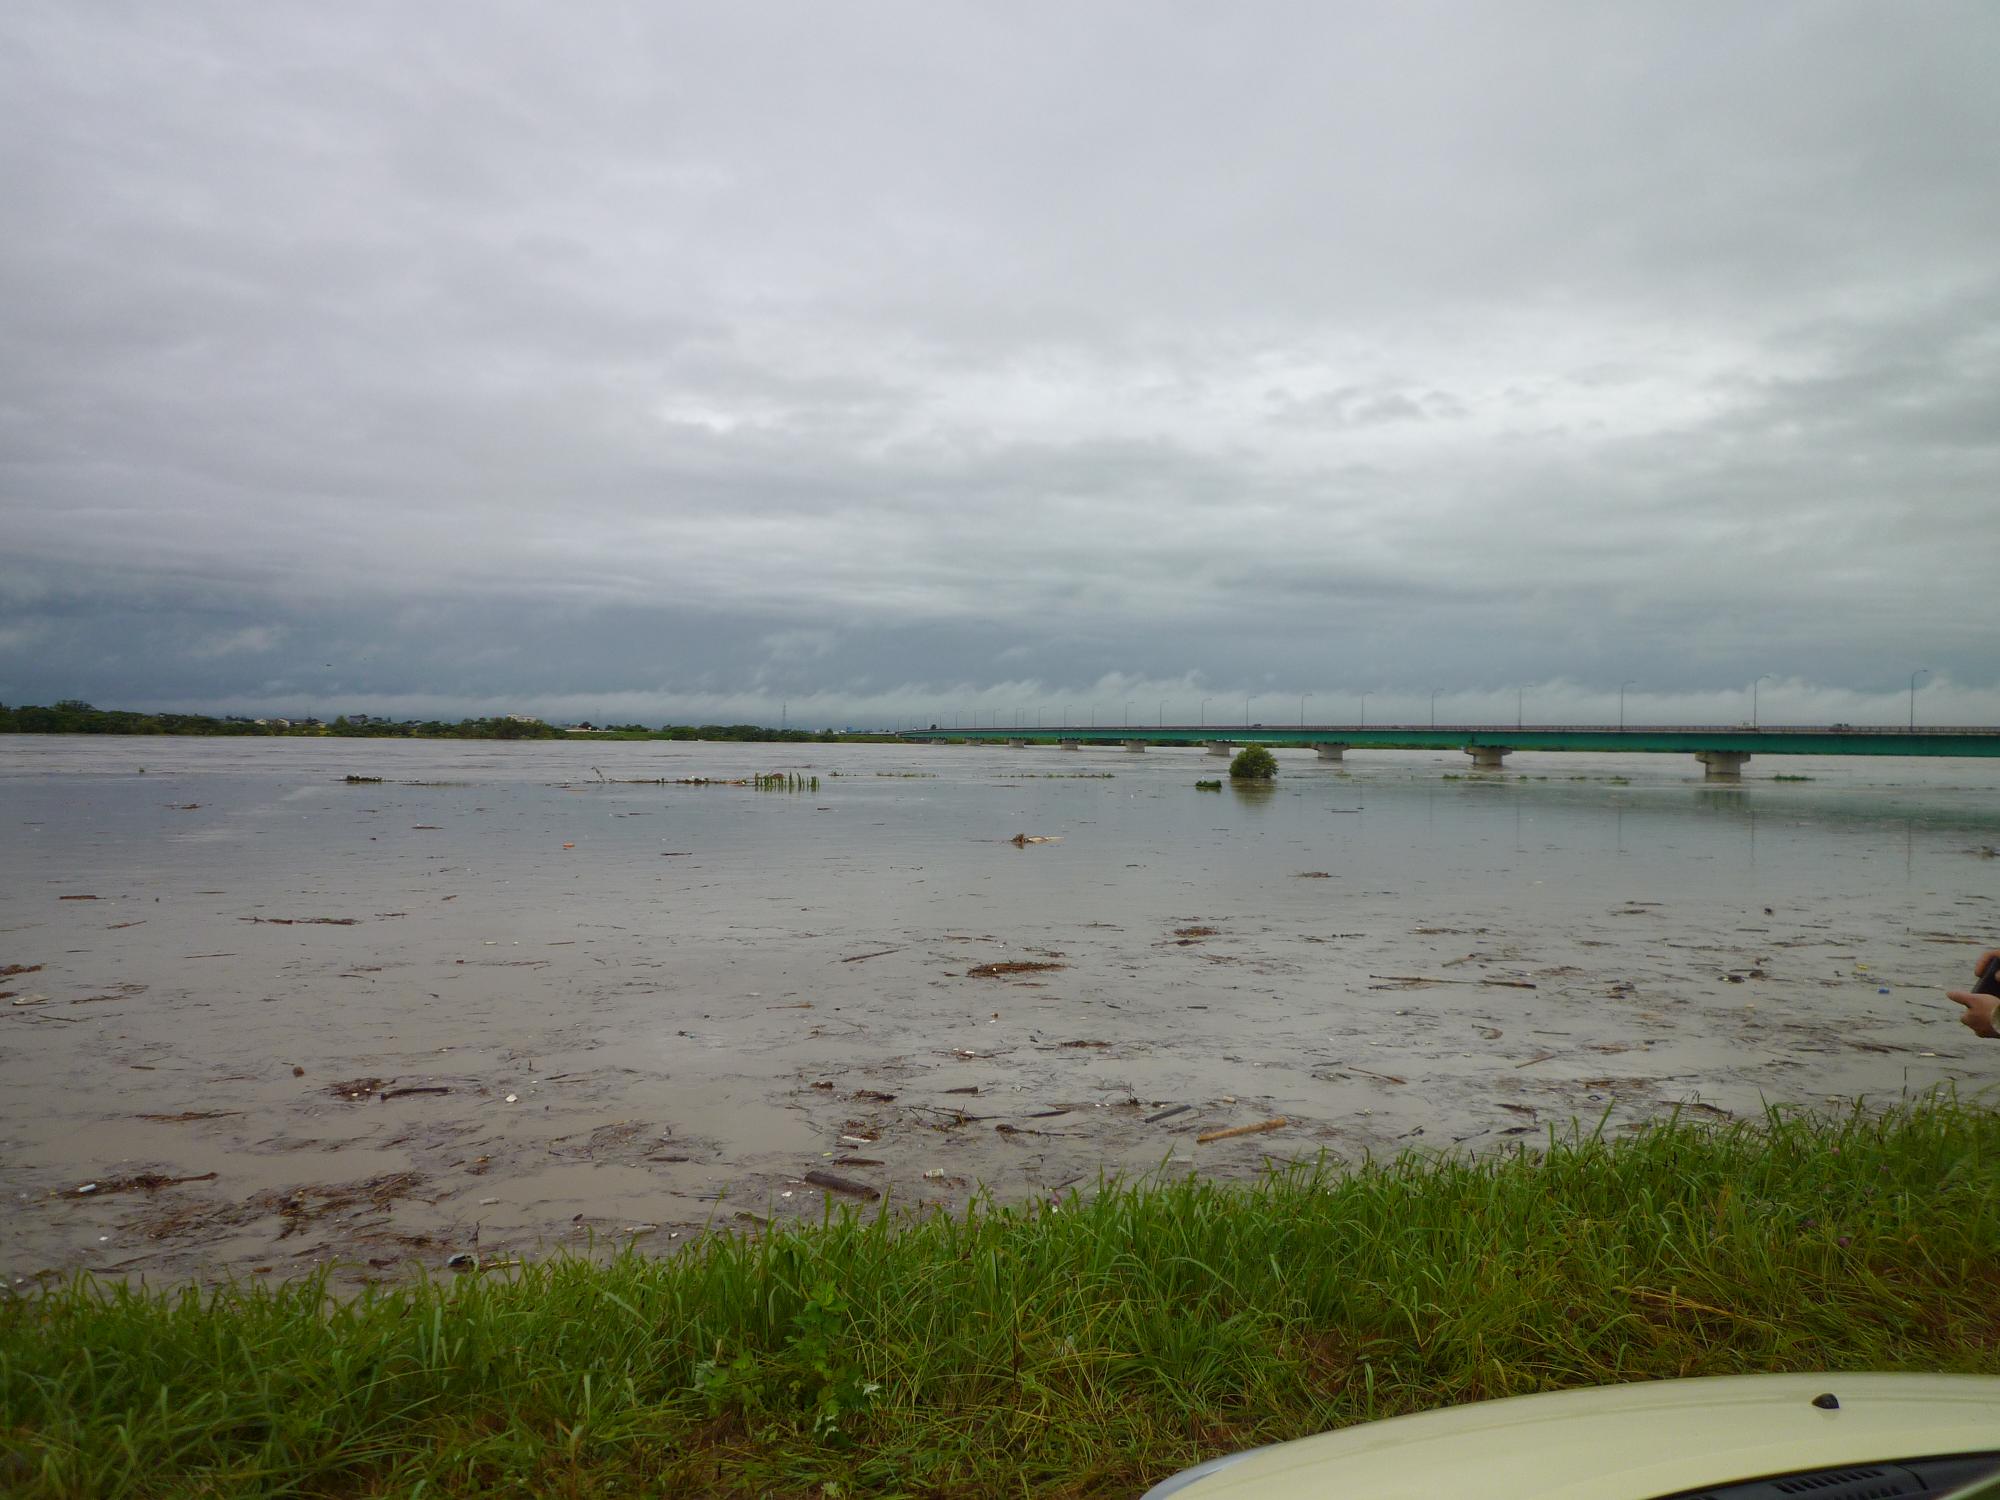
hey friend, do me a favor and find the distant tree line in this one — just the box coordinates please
[651,724,835,742]
[0,704,850,742]
[0,701,279,736]
[321,715,568,740]
[0,703,566,739]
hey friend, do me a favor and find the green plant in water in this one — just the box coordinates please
[1228,745,1277,781]
[1194,779,1222,791]
[751,771,820,792]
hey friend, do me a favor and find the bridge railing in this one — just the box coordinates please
[1377,724,2000,736]
[906,724,1999,736]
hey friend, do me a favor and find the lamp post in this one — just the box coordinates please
[1619,680,1634,731]
[1516,686,1524,731]
[1359,692,1368,728]
[1245,694,1252,727]
[1200,697,1210,726]
[1123,699,1132,727]
[1752,674,1774,729]
[1158,699,1165,727]
[1430,688,1441,728]
[1909,668,1929,730]
[1300,691,1311,726]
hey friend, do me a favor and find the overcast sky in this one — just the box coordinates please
[3,2,1996,727]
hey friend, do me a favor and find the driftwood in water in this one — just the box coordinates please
[1196,1117,1288,1145]
[803,1170,880,1201]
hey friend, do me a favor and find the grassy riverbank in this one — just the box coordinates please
[4,1099,1996,1497]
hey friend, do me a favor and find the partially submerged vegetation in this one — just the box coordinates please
[1228,744,1278,780]
[752,771,820,792]
[4,1098,1995,1498]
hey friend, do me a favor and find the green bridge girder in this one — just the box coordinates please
[900,726,2000,757]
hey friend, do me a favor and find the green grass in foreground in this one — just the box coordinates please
[4,1100,1996,1498]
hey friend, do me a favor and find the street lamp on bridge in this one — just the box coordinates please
[1910,668,1929,730]
[1200,697,1210,726]
[1752,675,1774,729]
[1430,688,1441,728]
[1619,680,1635,731]
[1300,691,1311,726]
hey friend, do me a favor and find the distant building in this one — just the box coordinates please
[505,713,543,724]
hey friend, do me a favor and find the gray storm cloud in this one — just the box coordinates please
[2,1,1996,725]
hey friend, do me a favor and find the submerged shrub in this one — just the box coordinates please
[1229,745,1278,780]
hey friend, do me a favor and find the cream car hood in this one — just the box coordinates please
[1152,1373,2000,1500]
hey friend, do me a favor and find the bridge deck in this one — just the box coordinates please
[902,726,2000,757]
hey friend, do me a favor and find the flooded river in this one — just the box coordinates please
[4,734,1996,1286]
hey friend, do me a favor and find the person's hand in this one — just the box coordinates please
[1948,989,1999,1038]
[1947,950,2000,1038]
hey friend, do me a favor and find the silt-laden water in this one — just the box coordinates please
[3,734,1996,1286]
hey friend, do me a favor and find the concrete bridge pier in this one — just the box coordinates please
[1058,739,1082,751]
[1314,743,1350,761]
[1464,746,1512,770]
[1006,737,1027,748]
[1206,740,1236,756]
[1696,751,1750,781]
[1124,739,1148,753]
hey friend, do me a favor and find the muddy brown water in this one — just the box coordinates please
[3,735,1996,1288]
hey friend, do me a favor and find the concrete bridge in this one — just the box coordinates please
[902,725,2000,780]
